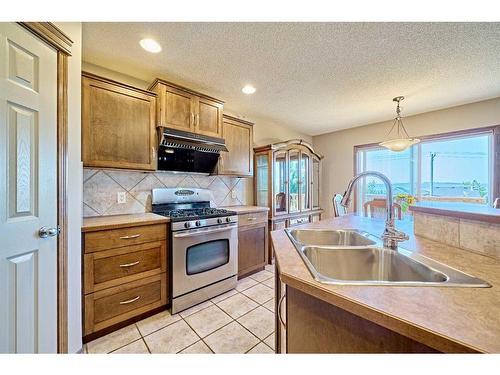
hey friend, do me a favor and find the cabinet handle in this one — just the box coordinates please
[247,217,257,221]
[191,113,195,126]
[119,234,141,240]
[278,291,287,328]
[151,147,156,159]
[119,261,140,268]
[195,114,199,127]
[119,295,140,305]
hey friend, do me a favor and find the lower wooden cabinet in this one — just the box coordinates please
[236,210,268,278]
[82,221,168,338]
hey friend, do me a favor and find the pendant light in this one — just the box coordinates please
[379,96,420,152]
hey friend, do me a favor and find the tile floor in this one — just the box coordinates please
[85,265,276,354]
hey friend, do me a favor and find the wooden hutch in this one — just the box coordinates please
[254,139,323,261]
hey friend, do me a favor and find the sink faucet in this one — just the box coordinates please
[340,171,409,250]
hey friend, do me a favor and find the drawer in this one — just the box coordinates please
[84,274,167,335]
[288,215,310,227]
[83,241,167,294]
[84,223,167,253]
[238,211,268,227]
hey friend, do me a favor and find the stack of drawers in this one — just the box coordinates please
[237,209,269,278]
[82,221,168,337]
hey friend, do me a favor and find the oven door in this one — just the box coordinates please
[172,223,238,298]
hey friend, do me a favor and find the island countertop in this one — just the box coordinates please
[271,214,500,353]
[410,201,500,224]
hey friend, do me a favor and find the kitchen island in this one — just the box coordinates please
[271,214,500,353]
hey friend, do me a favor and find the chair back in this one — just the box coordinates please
[332,194,348,217]
[363,198,402,220]
[275,192,286,212]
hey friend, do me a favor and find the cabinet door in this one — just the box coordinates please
[238,224,267,277]
[288,149,300,213]
[162,84,196,132]
[219,117,253,176]
[312,156,320,209]
[273,151,288,215]
[255,153,270,208]
[300,152,311,211]
[196,96,223,137]
[82,75,156,170]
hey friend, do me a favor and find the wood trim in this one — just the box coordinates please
[222,114,254,126]
[82,71,157,98]
[254,139,323,160]
[56,51,69,354]
[148,78,224,104]
[19,22,72,55]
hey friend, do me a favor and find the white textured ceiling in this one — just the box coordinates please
[82,22,500,136]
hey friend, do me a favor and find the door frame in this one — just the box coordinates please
[18,22,73,354]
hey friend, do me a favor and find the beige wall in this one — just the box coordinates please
[55,22,82,353]
[313,97,500,218]
[82,61,311,146]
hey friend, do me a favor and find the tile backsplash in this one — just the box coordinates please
[83,168,254,217]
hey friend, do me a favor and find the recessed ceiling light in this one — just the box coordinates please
[242,85,256,94]
[139,38,162,53]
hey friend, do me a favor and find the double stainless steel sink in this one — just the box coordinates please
[286,229,490,287]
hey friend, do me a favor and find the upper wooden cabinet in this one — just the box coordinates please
[82,72,157,170]
[218,115,254,177]
[150,79,224,138]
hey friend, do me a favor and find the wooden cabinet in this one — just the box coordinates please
[82,72,157,170]
[276,272,287,353]
[82,221,168,338]
[217,115,254,176]
[150,78,224,138]
[236,210,268,278]
[254,140,323,262]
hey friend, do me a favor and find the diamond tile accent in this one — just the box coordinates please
[105,192,145,215]
[237,306,275,340]
[208,177,230,206]
[83,203,99,217]
[83,168,98,182]
[83,171,125,215]
[106,170,147,191]
[177,175,199,188]
[129,173,164,209]
[241,284,274,304]
[144,320,198,354]
[220,176,239,189]
[184,305,232,338]
[204,321,259,354]
[192,175,216,188]
[154,172,186,188]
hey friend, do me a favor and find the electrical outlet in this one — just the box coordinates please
[231,190,237,199]
[117,191,127,204]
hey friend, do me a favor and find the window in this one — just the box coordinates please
[355,128,497,217]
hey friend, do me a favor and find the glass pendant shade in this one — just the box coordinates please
[379,96,420,152]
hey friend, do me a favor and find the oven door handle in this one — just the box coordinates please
[173,225,237,238]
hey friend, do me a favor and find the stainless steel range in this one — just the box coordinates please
[151,188,238,314]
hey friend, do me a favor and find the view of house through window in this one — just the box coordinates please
[356,130,493,219]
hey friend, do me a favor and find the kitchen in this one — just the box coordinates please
[1,4,500,369]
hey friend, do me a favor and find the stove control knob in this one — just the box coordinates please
[217,218,223,224]
[195,220,201,227]
[184,222,192,229]
[226,217,232,223]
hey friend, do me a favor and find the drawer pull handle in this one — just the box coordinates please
[119,234,141,240]
[119,296,141,305]
[247,217,257,221]
[119,261,140,268]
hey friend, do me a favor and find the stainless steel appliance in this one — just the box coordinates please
[157,127,228,174]
[152,188,238,313]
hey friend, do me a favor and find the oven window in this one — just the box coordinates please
[186,239,230,275]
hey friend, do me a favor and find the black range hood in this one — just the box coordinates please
[157,127,228,174]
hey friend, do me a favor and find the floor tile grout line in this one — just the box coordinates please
[141,336,152,354]
[105,337,144,354]
[138,315,184,338]
[245,340,265,354]
[179,314,215,354]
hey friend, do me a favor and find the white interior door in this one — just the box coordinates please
[0,23,58,353]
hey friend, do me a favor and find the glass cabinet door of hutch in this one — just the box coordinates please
[288,149,300,213]
[273,151,288,215]
[300,152,311,211]
[255,154,269,208]
[312,156,320,208]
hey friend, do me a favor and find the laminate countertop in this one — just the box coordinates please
[220,205,269,214]
[82,213,169,232]
[271,214,500,353]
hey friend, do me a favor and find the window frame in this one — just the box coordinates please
[353,125,500,211]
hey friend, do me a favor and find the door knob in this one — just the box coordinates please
[39,226,59,238]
